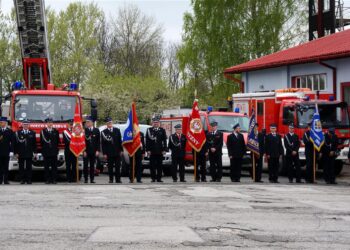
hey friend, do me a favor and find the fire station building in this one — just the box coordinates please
[224,29,350,105]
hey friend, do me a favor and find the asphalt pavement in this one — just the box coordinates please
[1,167,350,249]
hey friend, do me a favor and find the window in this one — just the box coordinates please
[257,102,264,116]
[294,74,327,91]
[324,0,330,12]
[283,107,294,125]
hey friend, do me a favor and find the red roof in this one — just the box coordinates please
[224,29,350,74]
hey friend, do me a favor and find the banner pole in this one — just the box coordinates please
[76,156,79,183]
[252,153,256,182]
[194,151,197,181]
[313,147,316,183]
[132,155,135,183]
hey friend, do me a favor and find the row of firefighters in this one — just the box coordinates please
[0,116,343,184]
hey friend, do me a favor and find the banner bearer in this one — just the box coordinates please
[63,120,77,182]
[303,122,315,183]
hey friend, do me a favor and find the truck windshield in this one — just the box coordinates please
[297,103,350,128]
[14,95,77,122]
[208,115,249,132]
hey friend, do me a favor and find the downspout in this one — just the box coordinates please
[318,60,337,99]
[224,72,244,93]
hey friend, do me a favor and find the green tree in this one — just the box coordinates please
[178,0,307,107]
[46,3,104,86]
[0,11,22,95]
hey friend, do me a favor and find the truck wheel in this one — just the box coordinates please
[334,161,343,176]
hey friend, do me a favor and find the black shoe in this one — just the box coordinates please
[201,179,207,182]
[84,180,88,184]
[4,181,10,185]
[109,180,113,184]
[195,179,200,182]
[255,180,264,183]
[137,180,142,183]
[173,179,177,182]
[45,181,50,184]
[27,182,32,185]
[330,181,338,185]
[52,182,57,184]
[151,180,155,183]
[180,180,186,182]
[216,179,221,182]
[210,180,216,182]
[21,181,25,184]
[90,180,96,184]
[274,180,280,183]
[157,180,163,183]
[296,180,303,183]
[116,180,122,183]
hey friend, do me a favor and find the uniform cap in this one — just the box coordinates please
[289,123,294,129]
[174,124,182,129]
[105,117,113,123]
[85,116,93,122]
[152,117,160,122]
[22,119,30,124]
[45,117,53,122]
[270,123,277,128]
[210,121,218,127]
[233,123,240,130]
[0,117,8,122]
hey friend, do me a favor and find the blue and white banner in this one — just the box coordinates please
[310,106,324,151]
[247,109,260,156]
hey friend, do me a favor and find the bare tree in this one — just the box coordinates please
[106,5,164,77]
[163,42,182,91]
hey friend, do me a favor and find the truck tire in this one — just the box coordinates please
[334,160,343,176]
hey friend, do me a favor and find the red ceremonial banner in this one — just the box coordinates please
[123,102,141,156]
[186,99,206,152]
[70,101,86,157]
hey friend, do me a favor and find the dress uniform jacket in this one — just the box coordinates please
[0,128,14,157]
[284,133,300,157]
[227,132,246,158]
[15,130,36,158]
[206,131,223,155]
[40,128,59,157]
[265,133,284,158]
[322,133,338,156]
[146,127,167,154]
[85,127,100,155]
[101,127,123,157]
[168,133,187,158]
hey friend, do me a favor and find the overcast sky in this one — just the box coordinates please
[2,0,350,43]
[0,0,191,43]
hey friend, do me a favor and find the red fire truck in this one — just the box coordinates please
[160,108,250,168]
[0,0,97,176]
[232,88,350,175]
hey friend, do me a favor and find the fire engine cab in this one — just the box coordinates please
[232,88,350,175]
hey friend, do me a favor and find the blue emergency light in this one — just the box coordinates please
[304,96,310,101]
[329,95,334,101]
[207,106,213,112]
[12,81,23,90]
[69,82,78,91]
[234,107,240,113]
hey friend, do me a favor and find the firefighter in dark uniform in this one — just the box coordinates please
[146,117,167,183]
[129,132,145,183]
[227,123,246,182]
[284,123,302,183]
[0,117,14,184]
[321,127,338,184]
[63,120,77,182]
[83,116,100,183]
[194,141,208,182]
[101,117,123,183]
[168,124,187,182]
[265,123,284,183]
[207,121,223,182]
[303,122,316,183]
[15,119,36,184]
[251,125,265,182]
[40,117,60,184]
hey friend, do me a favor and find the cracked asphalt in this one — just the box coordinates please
[1,168,350,250]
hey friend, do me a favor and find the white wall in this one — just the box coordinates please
[244,66,288,92]
[243,58,350,98]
